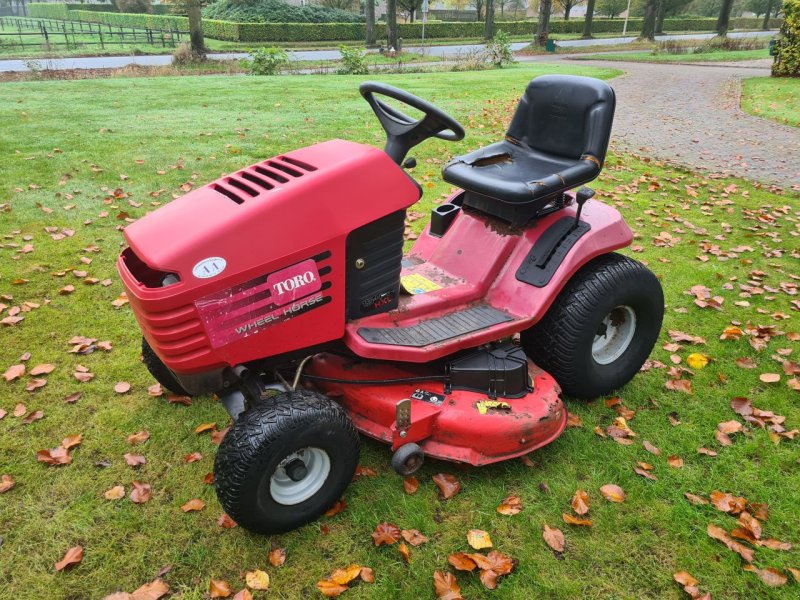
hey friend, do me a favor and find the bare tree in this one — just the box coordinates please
[471,0,485,20]
[387,0,398,49]
[397,0,423,21]
[582,0,596,38]
[485,0,495,38]
[555,0,584,20]
[716,0,734,36]
[365,0,375,45]
[536,0,553,46]
[640,0,657,40]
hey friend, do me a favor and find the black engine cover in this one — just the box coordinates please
[447,342,532,399]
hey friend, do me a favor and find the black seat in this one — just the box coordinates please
[442,75,615,225]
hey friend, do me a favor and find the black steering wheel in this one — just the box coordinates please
[359,81,465,165]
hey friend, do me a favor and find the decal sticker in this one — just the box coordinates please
[410,389,445,406]
[194,257,329,348]
[192,257,226,279]
[400,273,442,295]
[476,400,511,415]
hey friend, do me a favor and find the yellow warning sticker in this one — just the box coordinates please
[401,273,442,295]
[476,400,511,415]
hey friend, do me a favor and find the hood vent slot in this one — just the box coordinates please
[279,155,318,172]
[211,155,318,204]
[240,171,275,190]
[266,160,303,178]
[227,176,258,197]
[213,183,244,204]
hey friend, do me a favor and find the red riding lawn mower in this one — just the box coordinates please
[118,75,664,534]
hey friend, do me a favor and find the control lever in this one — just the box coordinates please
[573,187,594,230]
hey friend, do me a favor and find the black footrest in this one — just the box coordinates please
[357,305,513,347]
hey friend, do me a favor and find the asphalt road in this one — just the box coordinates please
[0,30,777,72]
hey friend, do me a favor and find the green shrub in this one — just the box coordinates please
[241,46,289,74]
[337,45,368,74]
[203,0,363,23]
[115,0,152,14]
[773,0,800,77]
[483,30,515,67]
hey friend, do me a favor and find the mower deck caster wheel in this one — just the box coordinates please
[214,390,360,534]
[392,443,424,476]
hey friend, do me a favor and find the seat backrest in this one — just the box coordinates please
[506,75,615,165]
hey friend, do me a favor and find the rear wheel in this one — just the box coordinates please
[141,338,190,396]
[214,390,360,534]
[522,253,664,399]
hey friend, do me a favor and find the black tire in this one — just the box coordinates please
[522,253,664,399]
[141,338,190,396]
[391,443,424,476]
[214,390,360,534]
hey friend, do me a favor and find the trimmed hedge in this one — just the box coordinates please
[772,0,799,76]
[27,5,783,42]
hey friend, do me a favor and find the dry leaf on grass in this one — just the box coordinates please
[104,485,125,500]
[130,481,152,504]
[600,484,626,503]
[401,529,428,546]
[403,475,419,494]
[571,489,590,515]
[55,545,83,571]
[467,529,492,550]
[268,547,286,567]
[433,570,462,600]
[371,522,401,546]
[707,523,754,562]
[0,474,15,493]
[245,570,269,590]
[432,473,461,499]
[742,565,788,587]
[181,498,205,512]
[496,494,523,515]
[562,513,593,527]
[209,579,232,598]
[543,524,564,553]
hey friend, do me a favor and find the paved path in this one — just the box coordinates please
[0,30,776,72]
[546,56,800,187]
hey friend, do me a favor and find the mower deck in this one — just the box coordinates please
[307,352,566,466]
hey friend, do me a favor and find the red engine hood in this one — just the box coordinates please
[123,139,420,280]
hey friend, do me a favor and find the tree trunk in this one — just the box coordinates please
[582,0,595,38]
[716,0,734,37]
[186,0,205,57]
[387,0,398,49]
[640,0,657,40]
[762,0,773,30]
[655,0,665,34]
[484,0,495,38]
[366,0,375,45]
[410,9,415,22]
[564,4,570,19]
[536,0,552,46]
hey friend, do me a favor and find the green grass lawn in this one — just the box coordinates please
[741,77,800,128]
[575,47,770,63]
[1,64,799,600]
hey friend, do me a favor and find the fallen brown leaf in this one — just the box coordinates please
[571,489,590,515]
[600,484,626,503]
[54,545,83,571]
[432,473,461,499]
[371,521,401,546]
[543,524,564,553]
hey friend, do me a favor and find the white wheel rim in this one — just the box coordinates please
[269,447,330,506]
[592,305,637,365]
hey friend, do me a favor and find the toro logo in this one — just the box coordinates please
[267,258,322,307]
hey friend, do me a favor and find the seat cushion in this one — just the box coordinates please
[443,140,598,205]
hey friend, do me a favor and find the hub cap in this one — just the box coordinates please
[592,305,637,365]
[269,447,330,506]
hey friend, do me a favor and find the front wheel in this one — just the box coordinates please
[522,253,664,399]
[214,390,360,534]
[141,338,190,396]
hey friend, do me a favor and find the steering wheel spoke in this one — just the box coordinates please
[360,81,465,165]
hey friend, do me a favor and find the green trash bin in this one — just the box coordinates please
[545,39,556,53]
